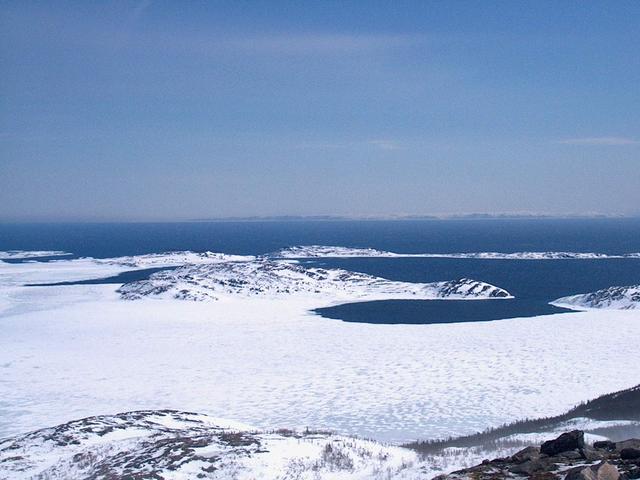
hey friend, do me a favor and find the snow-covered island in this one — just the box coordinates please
[552,285,640,310]
[271,246,640,260]
[117,259,511,302]
[94,251,255,268]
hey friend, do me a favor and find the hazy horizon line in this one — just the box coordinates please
[1,212,638,224]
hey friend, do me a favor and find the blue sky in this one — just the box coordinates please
[1,1,639,221]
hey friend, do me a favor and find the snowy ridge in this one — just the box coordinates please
[551,285,640,310]
[271,246,401,258]
[94,251,255,268]
[0,250,72,260]
[431,251,640,260]
[271,246,640,260]
[0,410,425,480]
[117,259,512,302]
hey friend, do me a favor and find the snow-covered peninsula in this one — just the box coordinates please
[552,285,640,310]
[117,259,511,302]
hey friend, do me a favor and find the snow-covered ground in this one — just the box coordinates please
[0,410,427,480]
[1,252,640,447]
[272,245,640,259]
[1,411,638,480]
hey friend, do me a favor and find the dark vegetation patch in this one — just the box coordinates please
[406,385,640,454]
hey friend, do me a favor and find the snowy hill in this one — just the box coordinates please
[117,259,511,302]
[0,410,425,480]
[552,285,640,310]
[271,246,399,258]
[94,251,255,268]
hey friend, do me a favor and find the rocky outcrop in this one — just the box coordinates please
[565,461,621,480]
[541,430,585,455]
[435,431,640,480]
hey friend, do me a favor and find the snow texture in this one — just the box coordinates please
[1,250,639,449]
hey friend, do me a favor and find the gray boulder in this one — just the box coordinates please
[564,461,620,480]
[509,458,551,475]
[558,449,586,460]
[582,445,606,462]
[510,445,540,463]
[616,439,640,451]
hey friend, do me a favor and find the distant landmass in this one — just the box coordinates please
[189,213,631,222]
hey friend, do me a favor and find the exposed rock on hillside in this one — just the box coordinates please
[435,430,640,480]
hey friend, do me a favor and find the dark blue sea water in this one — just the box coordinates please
[2,219,639,324]
[311,257,640,323]
[25,267,176,287]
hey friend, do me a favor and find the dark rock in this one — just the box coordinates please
[558,448,585,460]
[430,433,640,480]
[511,445,541,463]
[594,441,617,451]
[565,466,591,480]
[621,448,640,460]
[490,457,509,464]
[509,458,551,475]
[532,473,560,480]
[542,431,585,456]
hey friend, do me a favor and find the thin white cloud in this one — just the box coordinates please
[557,136,639,146]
